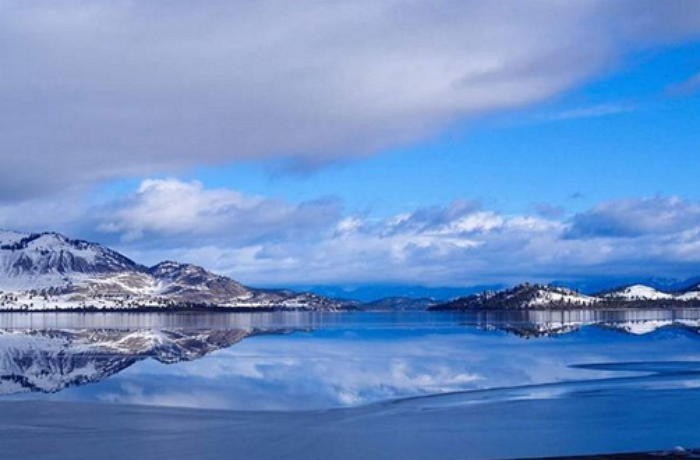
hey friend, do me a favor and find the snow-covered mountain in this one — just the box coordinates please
[431,282,700,310]
[601,283,700,302]
[0,231,143,289]
[676,283,700,301]
[601,284,673,301]
[0,231,344,311]
[432,284,599,310]
[0,328,260,394]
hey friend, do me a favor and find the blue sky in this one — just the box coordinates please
[1,1,700,288]
[177,41,700,218]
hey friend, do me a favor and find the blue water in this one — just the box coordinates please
[1,310,700,459]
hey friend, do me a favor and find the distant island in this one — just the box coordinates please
[429,283,700,311]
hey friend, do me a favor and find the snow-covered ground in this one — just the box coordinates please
[525,287,599,307]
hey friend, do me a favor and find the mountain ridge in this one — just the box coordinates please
[0,230,344,311]
[4,230,700,312]
[430,282,700,311]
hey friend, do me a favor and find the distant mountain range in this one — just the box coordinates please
[286,284,503,303]
[3,230,700,312]
[358,296,439,311]
[430,283,700,311]
[0,231,343,311]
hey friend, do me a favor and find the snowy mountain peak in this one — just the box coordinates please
[148,260,250,301]
[601,284,673,301]
[149,260,185,272]
[0,230,343,311]
[431,280,700,311]
[149,260,212,280]
[0,232,143,289]
[506,284,596,307]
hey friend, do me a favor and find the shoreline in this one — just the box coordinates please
[3,304,700,313]
[430,302,700,312]
[0,306,357,313]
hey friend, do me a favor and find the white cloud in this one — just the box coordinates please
[99,179,260,240]
[98,184,700,285]
[566,196,700,238]
[545,103,635,121]
[77,326,695,411]
[1,1,699,199]
[4,178,700,285]
[98,178,341,245]
[92,332,492,409]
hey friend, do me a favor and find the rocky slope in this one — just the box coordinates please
[0,231,344,311]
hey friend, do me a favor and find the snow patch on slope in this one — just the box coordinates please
[602,285,673,301]
[526,288,598,307]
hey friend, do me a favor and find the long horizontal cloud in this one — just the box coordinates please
[565,196,700,238]
[3,179,700,285]
[91,181,700,284]
[1,1,700,199]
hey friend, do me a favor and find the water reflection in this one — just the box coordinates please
[0,328,281,395]
[462,308,700,337]
[1,308,700,332]
[1,309,700,400]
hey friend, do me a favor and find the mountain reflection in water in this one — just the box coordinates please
[0,328,272,395]
[0,309,699,400]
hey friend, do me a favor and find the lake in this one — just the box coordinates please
[1,309,700,459]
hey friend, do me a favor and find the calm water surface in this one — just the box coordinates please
[1,309,700,459]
